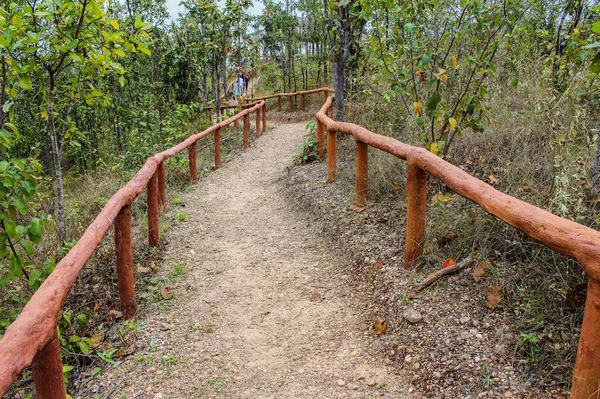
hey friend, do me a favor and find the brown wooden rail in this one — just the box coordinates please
[313,95,600,398]
[0,99,271,398]
[243,87,334,112]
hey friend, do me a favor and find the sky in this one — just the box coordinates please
[165,0,264,20]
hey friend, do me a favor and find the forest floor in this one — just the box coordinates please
[76,120,411,398]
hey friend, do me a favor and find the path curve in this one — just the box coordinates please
[84,122,408,398]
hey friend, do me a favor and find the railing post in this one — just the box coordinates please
[355,139,368,207]
[288,95,293,111]
[214,128,221,169]
[243,114,250,149]
[262,103,267,132]
[32,329,66,399]
[157,161,166,211]
[278,95,282,111]
[326,130,337,182]
[404,156,427,269]
[255,108,261,138]
[571,277,600,398]
[316,120,325,159]
[234,117,239,129]
[115,204,137,319]
[189,142,197,183]
[147,171,160,248]
[300,93,306,111]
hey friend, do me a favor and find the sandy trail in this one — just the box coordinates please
[84,122,408,399]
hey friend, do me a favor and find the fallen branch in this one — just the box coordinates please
[412,256,473,293]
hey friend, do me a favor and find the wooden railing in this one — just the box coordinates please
[0,100,272,398]
[312,95,600,399]
[243,87,334,112]
[2,86,598,398]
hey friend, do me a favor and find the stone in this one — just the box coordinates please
[403,308,423,323]
[337,379,346,386]
[153,394,165,399]
[366,380,376,387]
[459,317,471,325]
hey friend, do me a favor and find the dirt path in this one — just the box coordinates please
[84,122,409,399]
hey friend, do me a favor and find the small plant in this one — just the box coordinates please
[98,348,118,365]
[294,134,319,165]
[173,198,183,205]
[519,332,540,363]
[208,377,227,392]
[482,362,493,390]
[161,354,179,365]
[177,212,186,222]
[174,263,185,275]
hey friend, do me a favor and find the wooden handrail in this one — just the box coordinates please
[243,87,333,102]
[0,99,268,397]
[315,94,600,399]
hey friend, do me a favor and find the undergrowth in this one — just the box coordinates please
[335,60,595,386]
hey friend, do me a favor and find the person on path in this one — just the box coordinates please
[245,74,251,95]
[238,74,245,96]
[233,80,240,101]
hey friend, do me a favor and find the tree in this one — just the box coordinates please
[1,0,148,241]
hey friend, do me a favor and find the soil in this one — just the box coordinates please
[74,121,411,398]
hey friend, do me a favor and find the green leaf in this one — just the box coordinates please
[20,239,33,256]
[426,91,442,110]
[78,340,90,354]
[593,21,600,34]
[29,218,43,243]
[19,75,32,90]
[11,195,26,215]
[591,52,600,73]
[3,123,19,138]
[4,218,16,239]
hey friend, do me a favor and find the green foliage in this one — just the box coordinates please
[294,124,319,165]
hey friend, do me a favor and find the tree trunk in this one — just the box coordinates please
[332,6,351,121]
[47,78,67,242]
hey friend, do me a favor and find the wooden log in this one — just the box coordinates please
[405,157,427,269]
[243,114,249,149]
[147,172,160,248]
[411,256,473,293]
[157,161,166,211]
[214,128,221,169]
[115,205,137,319]
[316,120,325,159]
[327,131,337,182]
[32,330,66,399]
[355,139,368,207]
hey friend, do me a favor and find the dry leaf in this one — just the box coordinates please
[161,287,174,300]
[109,310,123,319]
[93,300,102,311]
[488,174,499,185]
[374,317,388,335]
[442,257,456,269]
[472,261,490,282]
[91,333,105,345]
[349,204,366,212]
[310,292,321,302]
[138,267,151,274]
[484,285,503,309]
[438,233,458,247]
[371,261,384,272]
[432,192,453,206]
